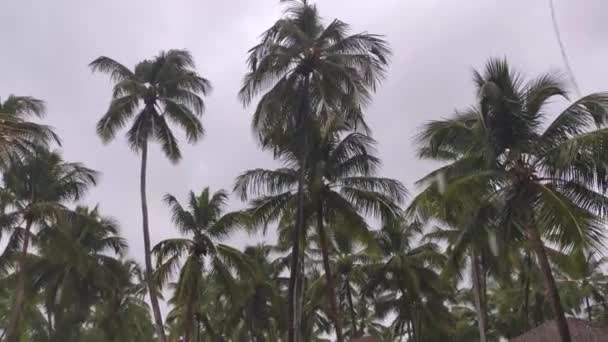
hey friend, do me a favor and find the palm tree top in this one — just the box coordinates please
[90,49,211,162]
[239,0,391,147]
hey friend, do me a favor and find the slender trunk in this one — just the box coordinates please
[471,252,488,342]
[183,303,194,342]
[527,225,571,342]
[316,205,343,341]
[5,219,34,342]
[345,282,358,337]
[522,251,532,330]
[196,318,201,342]
[287,167,305,342]
[288,74,311,342]
[46,303,53,338]
[140,140,167,342]
[585,296,592,322]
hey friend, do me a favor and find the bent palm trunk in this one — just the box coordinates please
[4,220,33,342]
[471,251,487,342]
[316,205,344,342]
[527,225,571,342]
[140,141,167,342]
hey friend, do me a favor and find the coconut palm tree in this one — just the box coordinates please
[1,149,97,342]
[90,49,211,342]
[235,121,405,340]
[239,1,390,339]
[89,260,155,342]
[554,248,608,322]
[31,206,127,341]
[365,220,450,341]
[409,190,501,342]
[416,58,608,342]
[152,188,246,342]
[0,95,59,166]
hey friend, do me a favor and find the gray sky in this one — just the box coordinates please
[1,0,608,264]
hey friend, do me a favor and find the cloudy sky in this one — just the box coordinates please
[1,0,607,265]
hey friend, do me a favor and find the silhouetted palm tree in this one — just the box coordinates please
[90,49,211,342]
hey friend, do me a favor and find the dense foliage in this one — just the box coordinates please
[1,1,608,342]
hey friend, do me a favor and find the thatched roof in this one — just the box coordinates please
[511,318,608,342]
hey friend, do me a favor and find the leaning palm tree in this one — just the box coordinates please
[239,1,390,339]
[416,58,608,342]
[90,49,211,342]
[235,120,405,340]
[0,95,59,166]
[152,188,246,342]
[1,149,97,342]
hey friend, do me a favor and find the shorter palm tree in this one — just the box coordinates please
[32,206,127,341]
[153,188,247,342]
[1,149,97,341]
[0,95,59,166]
[90,260,155,342]
[554,248,608,322]
[366,220,451,341]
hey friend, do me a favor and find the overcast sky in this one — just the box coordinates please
[1,0,608,265]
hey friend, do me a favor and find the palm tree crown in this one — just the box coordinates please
[90,49,210,161]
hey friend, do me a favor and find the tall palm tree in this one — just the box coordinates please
[32,206,127,341]
[416,58,608,342]
[1,149,97,342]
[0,95,59,166]
[239,1,390,339]
[152,188,246,342]
[235,121,405,340]
[90,49,211,342]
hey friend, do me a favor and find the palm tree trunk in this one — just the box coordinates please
[586,296,592,321]
[316,205,344,342]
[140,140,167,342]
[5,219,33,342]
[345,282,359,337]
[287,167,304,342]
[471,251,487,342]
[527,225,571,342]
[288,73,311,342]
[183,303,194,342]
[522,251,532,330]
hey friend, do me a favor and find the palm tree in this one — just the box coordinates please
[416,58,608,342]
[152,188,246,342]
[90,49,211,342]
[0,95,59,166]
[410,190,500,342]
[215,244,286,341]
[366,220,450,342]
[89,259,155,342]
[1,149,97,342]
[32,206,127,341]
[554,248,608,322]
[239,1,390,339]
[235,121,405,340]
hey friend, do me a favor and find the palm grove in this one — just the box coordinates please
[1,1,608,342]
